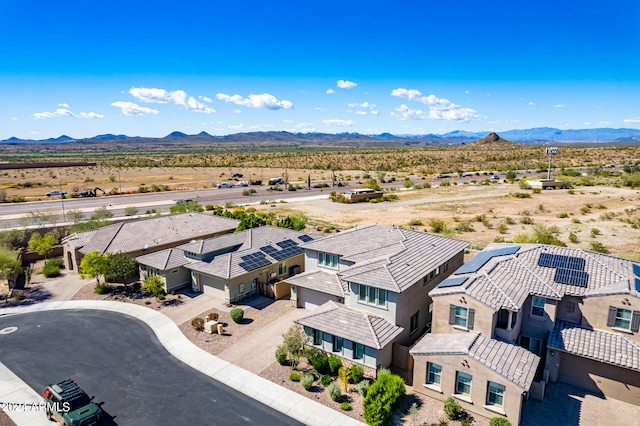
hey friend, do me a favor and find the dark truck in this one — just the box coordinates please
[43,379,102,425]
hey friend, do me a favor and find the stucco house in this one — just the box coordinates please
[287,224,469,370]
[411,243,640,424]
[137,226,315,302]
[62,213,239,272]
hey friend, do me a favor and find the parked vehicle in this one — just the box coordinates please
[43,379,102,425]
[268,177,285,185]
[46,190,67,197]
[231,173,243,178]
[216,182,234,188]
[491,175,501,180]
[237,181,249,187]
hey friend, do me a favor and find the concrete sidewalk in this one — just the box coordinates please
[0,301,364,426]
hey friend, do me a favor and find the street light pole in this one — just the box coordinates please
[545,147,558,180]
[57,171,66,222]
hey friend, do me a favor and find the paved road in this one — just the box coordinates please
[0,310,303,426]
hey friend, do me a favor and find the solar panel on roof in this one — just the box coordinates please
[238,252,272,271]
[454,246,521,274]
[437,276,468,288]
[554,268,589,287]
[538,253,586,272]
[276,239,297,249]
[538,252,554,267]
[633,264,640,277]
[636,278,640,292]
[299,235,313,243]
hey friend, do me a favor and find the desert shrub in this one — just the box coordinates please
[142,275,165,297]
[191,317,204,331]
[208,312,219,321]
[444,397,463,420]
[489,418,512,426]
[13,292,25,301]
[328,354,342,375]
[363,370,406,426]
[455,221,475,232]
[42,261,61,278]
[504,216,515,225]
[532,188,542,194]
[590,228,601,237]
[557,212,569,218]
[569,232,579,243]
[230,308,244,323]
[505,170,517,180]
[289,372,300,382]
[321,374,333,386]
[438,418,449,426]
[351,363,365,383]
[275,345,288,365]
[520,215,534,225]
[358,379,370,397]
[327,382,341,402]
[94,283,113,294]
[497,223,508,234]
[590,241,610,253]
[511,192,531,199]
[301,373,315,390]
[429,219,449,234]
[408,218,423,226]
[124,206,138,216]
[310,351,329,374]
[518,180,531,189]
[340,402,352,411]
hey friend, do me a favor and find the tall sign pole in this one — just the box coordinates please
[546,147,558,180]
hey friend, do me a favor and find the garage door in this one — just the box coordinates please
[300,288,333,310]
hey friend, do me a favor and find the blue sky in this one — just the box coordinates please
[1,0,639,139]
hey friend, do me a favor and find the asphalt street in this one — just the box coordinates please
[0,309,303,426]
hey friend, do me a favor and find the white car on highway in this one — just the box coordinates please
[216,182,234,188]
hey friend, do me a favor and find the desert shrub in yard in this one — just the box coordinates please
[340,402,352,411]
[142,275,165,297]
[328,354,342,375]
[569,232,580,243]
[191,318,204,331]
[42,261,61,278]
[13,293,25,301]
[363,370,406,426]
[301,373,315,390]
[230,308,244,323]
[338,366,351,391]
[357,379,369,397]
[497,223,508,234]
[321,374,333,386]
[511,192,531,199]
[94,283,113,294]
[444,397,462,420]
[309,350,329,374]
[351,363,364,383]
[489,418,512,426]
[327,382,341,402]
[429,219,450,234]
[289,372,301,382]
[275,345,288,365]
[408,218,423,226]
[590,241,610,254]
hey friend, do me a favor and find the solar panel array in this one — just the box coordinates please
[238,252,272,272]
[635,278,640,292]
[437,276,468,288]
[259,242,302,261]
[538,252,590,287]
[633,263,640,278]
[454,246,521,275]
[298,235,314,243]
[554,268,589,287]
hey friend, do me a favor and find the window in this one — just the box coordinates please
[354,343,364,359]
[422,267,440,286]
[278,262,287,275]
[531,297,546,317]
[487,382,505,407]
[317,251,324,266]
[318,251,339,269]
[449,305,474,329]
[519,335,542,356]
[332,254,339,268]
[455,371,472,396]
[410,311,419,334]
[607,306,640,332]
[325,252,331,265]
[496,309,510,329]
[333,336,343,353]
[358,285,388,308]
[313,329,323,346]
[565,301,576,314]
[427,362,442,385]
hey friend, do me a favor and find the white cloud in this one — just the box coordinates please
[371,110,379,116]
[326,89,335,94]
[348,101,374,108]
[623,118,640,123]
[323,119,354,127]
[33,108,76,119]
[282,119,295,123]
[315,107,325,111]
[10,117,17,121]
[216,93,293,110]
[553,104,566,108]
[78,112,104,119]
[228,123,275,131]
[58,103,70,108]
[129,87,215,113]
[110,101,159,116]
[391,88,478,122]
[528,102,536,106]
[198,96,213,103]
[355,111,367,115]
[233,109,242,114]
[337,80,357,89]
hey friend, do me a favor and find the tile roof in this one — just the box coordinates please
[410,333,540,389]
[548,320,640,372]
[295,301,404,349]
[304,225,469,293]
[64,213,239,255]
[136,248,190,270]
[430,244,640,311]
[284,270,345,297]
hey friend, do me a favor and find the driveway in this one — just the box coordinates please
[0,309,303,426]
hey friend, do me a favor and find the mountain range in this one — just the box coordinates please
[2,127,640,145]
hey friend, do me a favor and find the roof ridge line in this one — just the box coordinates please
[482,271,519,310]
[102,222,125,254]
[513,254,563,299]
[363,312,382,349]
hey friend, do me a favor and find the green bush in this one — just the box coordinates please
[142,275,165,297]
[489,418,511,426]
[363,370,406,426]
[444,397,462,420]
[289,372,301,382]
[310,350,329,374]
[191,317,204,331]
[327,382,341,402]
[328,354,342,375]
[301,373,315,390]
[320,374,333,386]
[230,308,244,323]
[357,379,369,397]
[42,261,61,278]
[47,257,64,268]
[94,283,113,294]
[340,402,352,411]
[351,363,365,383]
[275,345,288,365]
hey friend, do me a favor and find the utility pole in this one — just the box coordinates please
[118,169,122,196]
[57,171,66,222]
[546,147,558,180]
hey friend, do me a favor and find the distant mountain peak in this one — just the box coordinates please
[165,131,187,139]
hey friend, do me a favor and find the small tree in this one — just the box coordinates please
[328,354,342,375]
[281,324,308,369]
[0,246,22,289]
[142,275,165,297]
[170,201,204,214]
[79,250,108,284]
[489,418,512,426]
[444,397,462,420]
[338,366,352,392]
[27,232,58,259]
[103,253,138,283]
[363,370,406,426]
[351,363,365,383]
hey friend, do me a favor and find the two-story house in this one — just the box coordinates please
[412,243,640,424]
[285,224,469,371]
[136,226,314,302]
